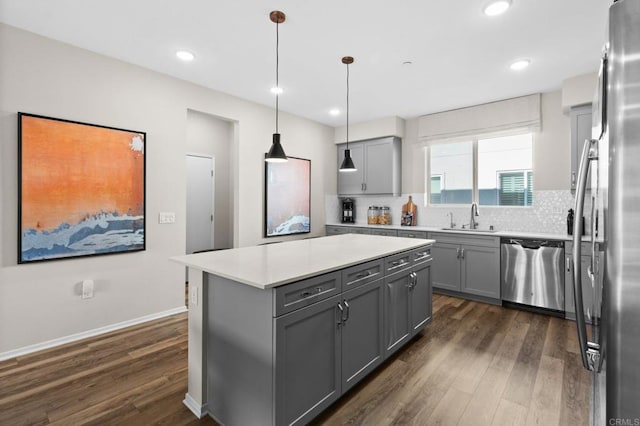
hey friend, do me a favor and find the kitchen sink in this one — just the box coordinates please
[440,227,498,233]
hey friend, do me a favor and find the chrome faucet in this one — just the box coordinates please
[470,203,479,229]
[447,212,456,228]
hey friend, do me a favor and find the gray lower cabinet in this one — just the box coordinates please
[384,250,433,357]
[341,279,384,392]
[206,247,432,426]
[428,232,500,301]
[325,225,397,237]
[275,295,342,426]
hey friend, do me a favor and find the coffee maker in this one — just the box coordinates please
[341,198,355,223]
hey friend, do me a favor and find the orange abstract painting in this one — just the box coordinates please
[19,113,145,262]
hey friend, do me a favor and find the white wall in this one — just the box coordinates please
[0,24,334,354]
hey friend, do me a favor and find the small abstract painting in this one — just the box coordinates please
[265,156,310,237]
[18,113,146,263]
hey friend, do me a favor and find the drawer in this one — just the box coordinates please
[325,225,350,235]
[412,246,432,265]
[397,230,427,239]
[273,272,341,317]
[428,232,499,248]
[342,259,384,290]
[384,251,412,275]
[369,229,398,237]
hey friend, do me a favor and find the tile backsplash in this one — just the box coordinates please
[326,190,589,236]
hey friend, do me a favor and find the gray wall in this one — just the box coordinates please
[0,24,334,354]
[186,110,233,249]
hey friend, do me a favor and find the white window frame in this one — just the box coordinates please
[425,132,533,207]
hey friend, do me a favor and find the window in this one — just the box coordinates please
[428,141,473,205]
[428,133,533,206]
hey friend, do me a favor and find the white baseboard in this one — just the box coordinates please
[183,393,208,419]
[0,306,187,362]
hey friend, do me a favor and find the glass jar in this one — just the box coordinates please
[367,206,380,225]
[379,206,391,225]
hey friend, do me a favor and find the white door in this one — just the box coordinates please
[186,154,214,254]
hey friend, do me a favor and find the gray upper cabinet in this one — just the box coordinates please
[337,137,401,196]
[570,104,593,190]
[428,232,500,301]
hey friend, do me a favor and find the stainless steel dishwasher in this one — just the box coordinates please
[501,238,565,312]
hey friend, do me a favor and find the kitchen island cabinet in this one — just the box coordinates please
[171,234,433,425]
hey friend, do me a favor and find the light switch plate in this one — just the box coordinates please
[82,279,94,299]
[190,286,198,306]
[158,212,176,224]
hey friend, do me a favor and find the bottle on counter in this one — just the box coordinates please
[567,208,574,235]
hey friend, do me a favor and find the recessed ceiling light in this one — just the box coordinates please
[176,50,195,61]
[270,86,283,95]
[483,0,511,16]
[402,61,413,66]
[510,59,531,71]
[329,109,340,116]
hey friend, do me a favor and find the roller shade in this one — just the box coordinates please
[418,94,541,144]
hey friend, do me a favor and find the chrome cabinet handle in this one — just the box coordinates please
[571,171,577,189]
[456,248,461,259]
[408,234,415,238]
[391,260,407,267]
[337,302,344,326]
[572,137,601,372]
[460,248,465,259]
[300,287,322,299]
[356,271,372,279]
[343,300,350,323]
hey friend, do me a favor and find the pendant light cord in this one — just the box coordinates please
[275,20,280,133]
[346,62,350,148]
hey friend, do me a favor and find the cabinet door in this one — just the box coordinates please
[461,245,500,299]
[275,295,342,426]
[411,260,432,335]
[570,104,593,190]
[341,279,384,393]
[430,242,461,291]
[337,143,365,195]
[383,270,412,357]
[363,139,395,194]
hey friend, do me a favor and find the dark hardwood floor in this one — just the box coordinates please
[0,294,590,425]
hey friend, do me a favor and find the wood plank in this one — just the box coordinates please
[492,399,528,426]
[426,386,472,425]
[524,355,564,426]
[458,367,511,426]
[560,351,592,426]
[542,316,570,360]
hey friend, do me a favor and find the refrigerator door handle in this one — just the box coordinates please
[573,138,601,371]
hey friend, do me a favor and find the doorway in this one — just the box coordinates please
[186,154,214,254]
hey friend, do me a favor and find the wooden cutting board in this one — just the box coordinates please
[401,196,417,226]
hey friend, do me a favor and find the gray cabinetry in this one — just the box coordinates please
[383,247,433,357]
[275,295,342,426]
[341,279,384,393]
[428,232,500,301]
[397,230,428,239]
[570,104,593,190]
[337,137,401,196]
[325,225,351,236]
[565,241,602,322]
[206,245,432,425]
[325,225,397,237]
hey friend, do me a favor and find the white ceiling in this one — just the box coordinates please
[0,0,610,127]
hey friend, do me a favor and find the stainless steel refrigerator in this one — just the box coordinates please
[573,0,640,424]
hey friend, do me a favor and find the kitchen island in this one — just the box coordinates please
[171,234,434,425]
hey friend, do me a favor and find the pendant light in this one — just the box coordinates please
[339,56,357,172]
[266,10,288,163]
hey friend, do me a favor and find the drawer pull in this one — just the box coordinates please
[408,234,415,238]
[356,271,372,279]
[391,260,407,267]
[300,287,323,299]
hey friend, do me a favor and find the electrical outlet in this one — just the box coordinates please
[82,279,94,299]
[158,212,176,224]
[190,286,198,306]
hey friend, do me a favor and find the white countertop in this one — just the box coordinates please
[326,222,596,242]
[171,234,434,290]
